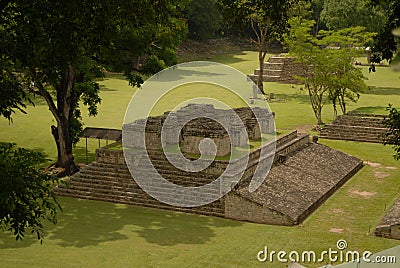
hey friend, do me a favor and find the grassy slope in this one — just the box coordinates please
[0,51,400,267]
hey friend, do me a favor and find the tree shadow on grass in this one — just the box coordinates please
[212,51,250,65]
[364,87,400,96]
[269,92,311,105]
[351,106,389,115]
[99,84,118,92]
[0,197,242,249]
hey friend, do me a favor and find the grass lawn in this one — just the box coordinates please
[1,51,400,267]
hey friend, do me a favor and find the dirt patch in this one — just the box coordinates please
[331,208,345,215]
[374,171,390,179]
[349,189,377,198]
[385,166,398,170]
[295,124,312,134]
[365,161,382,168]
[329,228,344,234]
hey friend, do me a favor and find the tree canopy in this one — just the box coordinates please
[370,0,400,63]
[0,0,188,174]
[284,17,371,124]
[0,143,61,242]
[321,0,384,33]
[217,0,293,94]
[184,0,222,40]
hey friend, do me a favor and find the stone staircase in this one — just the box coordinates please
[248,56,304,84]
[320,114,387,143]
[54,131,308,218]
[53,130,364,225]
[54,151,226,217]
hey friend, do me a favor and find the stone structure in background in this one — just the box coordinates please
[375,197,400,240]
[54,124,363,225]
[123,104,275,157]
[320,113,388,143]
[248,56,304,84]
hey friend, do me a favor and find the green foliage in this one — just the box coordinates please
[0,143,61,243]
[0,0,188,173]
[217,0,293,93]
[184,0,222,40]
[0,55,33,122]
[284,17,371,124]
[321,0,385,32]
[141,55,167,76]
[371,0,400,63]
[383,105,400,160]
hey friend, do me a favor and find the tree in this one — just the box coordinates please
[370,0,400,63]
[184,0,222,40]
[217,0,293,94]
[0,56,33,122]
[321,0,385,33]
[384,105,400,160]
[0,143,61,242]
[284,17,371,124]
[0,0,187,175]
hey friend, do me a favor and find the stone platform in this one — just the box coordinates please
[375,198,400,240]
[320,113,387,143]
[248,56,304,84]
[54,130,363,226]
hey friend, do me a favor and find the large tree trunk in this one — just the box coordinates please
[55,118,79,175]
[36,65,79,176]
[257,52,265,95]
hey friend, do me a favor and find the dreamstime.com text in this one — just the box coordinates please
[257,240,397,265]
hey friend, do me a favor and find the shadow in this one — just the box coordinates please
[270,92,311,104]
[133,210,242,246]
[99,84,117,92]
[211,51,249,65]
[150,63,226,83]
[0,197,243,249]
[73,146,96,164]
[364,87,400,96]
[350,106,388,115]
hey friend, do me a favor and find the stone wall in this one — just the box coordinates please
[224,192,294,225]
[123,104,274,157]
[375,198,400,240]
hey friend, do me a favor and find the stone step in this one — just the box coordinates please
[73,171,218,189]
[54,188,225,217]
[263,62,284,70]
[268,57,296,64]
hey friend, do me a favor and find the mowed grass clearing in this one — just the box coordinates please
[0,51,400,267]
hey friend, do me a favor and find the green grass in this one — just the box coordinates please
[1,51,400,267]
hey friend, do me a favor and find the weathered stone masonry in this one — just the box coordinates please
[54,130,363,226]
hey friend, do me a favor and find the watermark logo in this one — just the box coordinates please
[122,61,276,207]
[257,240,397,265]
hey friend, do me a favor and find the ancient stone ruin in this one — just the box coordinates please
[320,113,388,143]
[54,105,363,226]
[375,197,400,240]
[123,104,275,156]
[248,56,304,84]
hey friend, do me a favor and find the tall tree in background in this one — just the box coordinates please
[217,0,293,94]
[0,0,187,175]
[284,17,371,124]
[184,0,222,40]
[321,0,384,33]
[370,0,400,63]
